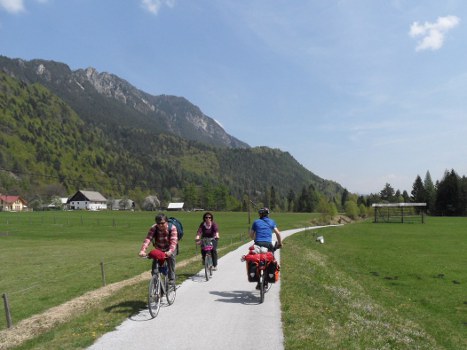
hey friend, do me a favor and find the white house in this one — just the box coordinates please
[67,190,107,210]
[167,202,184,211]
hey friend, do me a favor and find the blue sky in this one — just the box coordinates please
[1,0,466,195]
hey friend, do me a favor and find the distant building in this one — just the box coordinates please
[67,190,107,210]
[111,199,135,210]
[46,197,69,210]
[0,195,28,211]
[167,202,184,211]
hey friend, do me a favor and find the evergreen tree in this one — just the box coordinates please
[380,183,395,202]
[423,171,436,214]
[435,169,460,216]
[287,189,295,212]
[270,186,277,211]
[459,176,467,216]
[341,188,349,209]
[402,190,410,202]
[411,175,425,203]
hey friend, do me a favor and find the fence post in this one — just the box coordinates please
[2,293,13,328]
[100,260,106,286]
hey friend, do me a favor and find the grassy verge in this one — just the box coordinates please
[281,217,467,349]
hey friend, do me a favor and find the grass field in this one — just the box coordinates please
[281,217,467,349]
[1,212,466,349]
[0,210,315,332]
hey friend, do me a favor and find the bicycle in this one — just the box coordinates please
[197,237,215,281]
[144,254,176,318]
[243,242,280,304]
[203,237,216,281]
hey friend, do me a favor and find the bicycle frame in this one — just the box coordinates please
[201,237,215,281]
[257,254,272,303]
[146,255,176,318]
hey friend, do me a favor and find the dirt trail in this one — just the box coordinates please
[0,257,197,350]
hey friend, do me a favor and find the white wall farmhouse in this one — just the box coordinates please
[67,190,107,210]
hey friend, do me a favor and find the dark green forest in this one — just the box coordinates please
[0,71,344,211]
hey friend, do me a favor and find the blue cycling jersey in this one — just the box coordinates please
[251,217,277,242]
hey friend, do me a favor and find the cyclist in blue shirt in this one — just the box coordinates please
[249,207,283,290]
[250,207,282,252]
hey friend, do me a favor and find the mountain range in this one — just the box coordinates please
[0,55,345,210]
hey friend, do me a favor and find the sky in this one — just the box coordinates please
[1,0,466,195]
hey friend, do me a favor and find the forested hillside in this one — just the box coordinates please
[0,58,345,211]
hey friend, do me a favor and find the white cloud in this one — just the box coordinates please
[0,0,24,13]
[141,0,175,15]
[409,15,460,51]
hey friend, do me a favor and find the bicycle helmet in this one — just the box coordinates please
[258,207,270,216]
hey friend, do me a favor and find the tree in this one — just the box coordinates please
[129,187,148,211]
[50,196,63,209]
[423,171,436,214]
[183,183,198,210]
[435,169,460,216]
[459,176,467,216]
[213,185,229,210]
[402,190,410,203]
[358,203,367,218]
[380,183,395,202]
[270,186,277,211]
[345,200,358,219]
[411,175,425,203]
[296,184,319,212]
[341,189,349,209]
[287,189,295,212]
[119,196,131,210]
[143,195,160,211]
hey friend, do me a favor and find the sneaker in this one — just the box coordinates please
[212,266,217,271]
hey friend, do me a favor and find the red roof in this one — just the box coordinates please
[0,195,27,204]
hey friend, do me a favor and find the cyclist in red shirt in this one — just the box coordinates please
[139,213,178,281]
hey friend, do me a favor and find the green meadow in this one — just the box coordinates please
[1,212,466,349]
[0,210,313,332]
[282,217,467,350]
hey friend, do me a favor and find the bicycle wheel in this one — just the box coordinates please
[148,274,162,318]
[204,255,210,281]
[207,254,213,277]
[259,272,265,303]
[165,276,176,305]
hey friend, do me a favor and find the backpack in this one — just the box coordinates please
[168,217,183,255]
[168,217,184,241]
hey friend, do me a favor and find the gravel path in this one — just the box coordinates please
[88,227,316,350]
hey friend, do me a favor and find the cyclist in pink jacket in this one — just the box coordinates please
[195,212,220,270]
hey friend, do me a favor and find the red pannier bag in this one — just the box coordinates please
[244,251,260,282]
[148,249,166,266]
[243,246,277,282]
[267,259,280,283]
